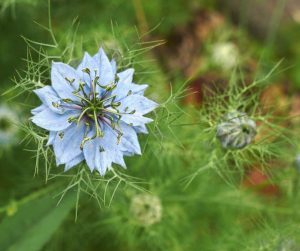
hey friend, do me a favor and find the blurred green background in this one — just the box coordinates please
[1,0,300,251]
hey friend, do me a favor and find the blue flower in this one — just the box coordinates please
[31,48,158,175]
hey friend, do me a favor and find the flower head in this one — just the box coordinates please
[216,110,256,149]
[130,194,162,227]
[0,105,18,147]
[295,154,300,173]
[277,239,299,251]
[31,48,158,175]
[212,42,239,70]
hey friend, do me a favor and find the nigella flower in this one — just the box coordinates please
[130,194,162,227]
[31,48,158,175]
[216,110,256,149]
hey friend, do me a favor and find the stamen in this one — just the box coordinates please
[62,98,72,103]
[80,137,91,150]
[94,109,103,138]
[65,77,75,85]
[117,132,123,144]
[52,101,60,108]
[82,68,91,75]
[77,107,93,124]
[127,90,132,96]
[67,116,77,123]
[59,132,64,139]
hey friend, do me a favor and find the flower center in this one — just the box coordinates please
[54,67,136,149]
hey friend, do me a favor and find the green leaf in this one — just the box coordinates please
[0,189,75,251]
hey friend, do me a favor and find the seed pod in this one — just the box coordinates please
[216,110,256,149]
[276,239,299,251]
[130,194,162,227]
[295,154,300,173]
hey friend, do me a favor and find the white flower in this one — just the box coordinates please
[211,42,239,70]
[130,194,162,227]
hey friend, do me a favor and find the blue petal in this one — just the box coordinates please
[112,69,148,100]
[111,59,117,75]
[133,124,148,134]
[120,114,153,127]
[76,52,97,91]
[93,48,114,87]
[83,124,126,174]
[119,122,141,155]
[117,68,134,84]
[64,153,85,171]
[31,108,79,131]
[47,131,57,146]
[33,86,64,114]
[31,104,47,115]
[120,94,158,115]
[51,62,80,100]
[53,122,85,164]
[83,136,113,174]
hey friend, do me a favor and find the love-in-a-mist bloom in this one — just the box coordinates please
[31,48,158,175]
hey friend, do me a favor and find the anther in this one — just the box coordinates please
[80,137,91,150]
[59,132,64,139]
[82,68,91,75]
[52,102,60,108]
[65,77,75,85]
[99,146,105,152]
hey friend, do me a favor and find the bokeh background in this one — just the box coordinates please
[1,0,300,250]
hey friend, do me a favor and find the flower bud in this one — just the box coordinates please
[216,110,256,149]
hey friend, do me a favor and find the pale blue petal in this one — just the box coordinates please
[117,68,134,84]
[132,82,148,95]
[31,104,47,115]
[51,62,80,100]
[31,108,79,131]
[76,52,97,92]
[53,122,85,164]
[64,154,84,171]
[47,131,57,146]
[95,150,111,175]
[112,68,148,100]
[33,86,64,114]
[120,114,153,127]
[82,137,97,172]
[100,125,126,168]
[119,123,141,155]
[133,124,148,134]
[111,150,126,168]
[111,59,117,75]
[113,83,148,101]
[83,125,126,174]
[93,48,114,86]
[120,94,158,115]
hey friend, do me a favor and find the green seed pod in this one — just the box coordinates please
[295,154,300,173]
[130,194,162,227]
[216,110,256,149]
[276,239,300,251]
